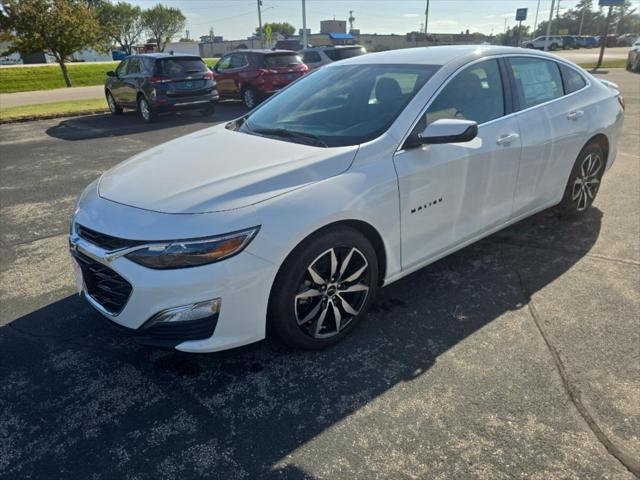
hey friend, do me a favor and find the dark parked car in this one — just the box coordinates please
[561,36,578,49]
[105,53,218,123]
[212,49,308,109]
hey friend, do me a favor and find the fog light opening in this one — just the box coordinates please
[144,298,221,329]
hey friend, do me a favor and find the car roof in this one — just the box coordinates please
[128,53,202,60]
[304,45,364,50]
[233,49,296,54]
[335,45,572,67]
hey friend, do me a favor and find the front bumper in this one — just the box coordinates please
[69,221,278,353]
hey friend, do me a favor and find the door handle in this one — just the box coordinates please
[566,110,584,121]
[496,133,519,146]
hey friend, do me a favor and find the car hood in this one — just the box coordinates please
[98,125,358,214]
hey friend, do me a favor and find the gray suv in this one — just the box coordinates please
[299,45,366,70]
[105,53,219,123]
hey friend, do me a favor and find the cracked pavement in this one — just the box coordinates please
[1,70,638,479]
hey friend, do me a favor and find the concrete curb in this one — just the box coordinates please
[0,108,109,124]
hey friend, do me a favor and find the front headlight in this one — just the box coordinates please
[125,227,259,269]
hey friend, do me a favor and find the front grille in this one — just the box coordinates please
[76,224,145,251]
[74,252,132,315]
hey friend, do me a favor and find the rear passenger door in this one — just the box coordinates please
[506,57,591,216]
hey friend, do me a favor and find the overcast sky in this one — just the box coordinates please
[129,0,595,40]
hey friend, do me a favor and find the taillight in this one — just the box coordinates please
[150,75,170,84]
[203,71,214,80]
[617,94,625,111]
[257,69,278,76]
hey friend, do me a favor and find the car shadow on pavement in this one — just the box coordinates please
[44,102,247,141]
[0,208,602,479]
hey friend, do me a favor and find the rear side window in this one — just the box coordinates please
[155,58,207,78]
[325,47,366,61]
[425,59,504,126]
[509,57,563,110]
[560,64,587,94]
[265,53,302,68]
[302,51,322,63]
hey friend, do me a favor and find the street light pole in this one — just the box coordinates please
[302,0,307,47]
[533,0,541,34]
[544,0,556,51]
[424,0,430,35]
[257,0,263,48]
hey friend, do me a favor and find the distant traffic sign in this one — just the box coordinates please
[516,8,528,21]
[598,0,624,5]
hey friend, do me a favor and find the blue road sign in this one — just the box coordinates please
[598,0,624,5]
[516,8,528,21]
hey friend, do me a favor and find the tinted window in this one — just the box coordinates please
[509,57,563,109]
[560,64,586,94]
[241,64,440,147]
[302,51,322,63]
[265,53,303,68]
[126,58,141,74]
[325,47,366,61]
[230,54,247,68]
[116,59,129,76]
[156,57,207,77]
[216,55,231,72]
[425,59,504,126]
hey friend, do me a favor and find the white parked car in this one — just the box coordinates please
[300,45,367,69]
[70,46,624,353]
[523,36,564,50]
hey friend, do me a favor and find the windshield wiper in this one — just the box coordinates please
[251,128,328,148]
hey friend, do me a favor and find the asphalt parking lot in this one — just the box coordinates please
[1,70,638,479]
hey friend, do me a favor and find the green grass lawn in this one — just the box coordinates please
[0,58,219,94]
[0,98,108,122]
[578,58,628,69]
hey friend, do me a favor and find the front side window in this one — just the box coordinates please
[230,54,247,69]
[126,58,141,75]
[216,55,231,72]
[509,57,563,110]
[240,64,440,147]
[560,64,586,94]
[116,59,129,76]
[424,59,504,127]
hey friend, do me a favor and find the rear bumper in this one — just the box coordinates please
[153,91,219,111]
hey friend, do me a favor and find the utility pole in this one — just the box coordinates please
[257,0,263,48]
[544,0,556,50]
[504,18,508,33]
[533,0,541,34]
[424,0,430,35]
[348,10,355,33]
[302,0,307,47]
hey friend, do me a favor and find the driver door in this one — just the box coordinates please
[212,55,233,96]
[393,59,522,269]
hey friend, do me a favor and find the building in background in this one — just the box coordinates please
[320,20,347,35]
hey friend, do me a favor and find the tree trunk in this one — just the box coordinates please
[58,60,72,87]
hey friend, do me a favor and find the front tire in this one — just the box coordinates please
[269,226,378,350]
[106,91,123,115]
[137,95,156,123]
[555,143,605,219]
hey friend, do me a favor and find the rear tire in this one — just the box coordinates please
[241,87,258,109]
[555,142,605,219]
[269,226,378,350]
[550,43,558,51]
[137,95,156,123]
[201,103,216,117]
[106,91,123,115]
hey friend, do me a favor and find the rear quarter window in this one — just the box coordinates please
[560,64,587,94]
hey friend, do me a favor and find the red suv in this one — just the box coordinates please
[212,49,308,109]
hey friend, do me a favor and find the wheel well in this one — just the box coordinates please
[588,134,609,163]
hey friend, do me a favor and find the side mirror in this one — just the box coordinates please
[419,119,478,144]
[405,119,478,148]
[106,70,116,77]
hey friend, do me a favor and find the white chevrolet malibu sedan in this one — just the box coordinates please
[70,46,624,352]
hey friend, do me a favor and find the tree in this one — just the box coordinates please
[97,2,144,55]
[255,22,295,37]
[0,0,102,87]
[141,4,185,52]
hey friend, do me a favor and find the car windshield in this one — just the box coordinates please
[240,63,440,147]
[325,47,366,61]
[155,58,207,77]
[265,53,303,68]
